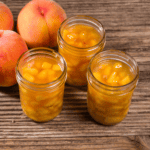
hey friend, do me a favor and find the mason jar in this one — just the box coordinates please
[57,15,106,86]
[87,50,139,125]
[16,47,67,122]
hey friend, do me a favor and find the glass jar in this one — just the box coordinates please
[16,47,67,122]
[87,50,139,125]
[57,15,106,86]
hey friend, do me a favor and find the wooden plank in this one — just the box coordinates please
[0,84,150,138]
[0,137,138,150]
[0,0,150,149]
[0,136,149,150]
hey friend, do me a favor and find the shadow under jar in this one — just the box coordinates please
[87,50,139,125]
[57,15,106,86]
[16,48,67,122]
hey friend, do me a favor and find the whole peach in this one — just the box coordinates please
[0,30,28,87]
[0,2,14,30]
[17,0,67,48]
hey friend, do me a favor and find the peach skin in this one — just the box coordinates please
[0,2,14,30]
[0,30,28,87]
[17,0,67,48]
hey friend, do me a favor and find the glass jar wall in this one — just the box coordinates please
[57,15,106,86]
[87,50,139,125]
[16,48,67,122]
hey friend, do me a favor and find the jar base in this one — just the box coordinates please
[22,106,62,123]
[66,78,87,87]
[88,108,126,126]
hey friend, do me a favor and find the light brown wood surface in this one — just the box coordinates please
[1,0,150,149]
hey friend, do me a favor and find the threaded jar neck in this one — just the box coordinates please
[16,47,67,91]
[87,50,139,94]
[57,15,106,56]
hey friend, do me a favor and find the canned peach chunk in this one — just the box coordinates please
[93,60,135,86]
[61,25,102,86]
[58,16,105,86]
[21,57,62,84]
[20,57,63,122]
[16,48,67,122]
[62,24,101,48]
[87,50,139,125]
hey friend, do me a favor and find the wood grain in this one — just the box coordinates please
[1,0,150,149]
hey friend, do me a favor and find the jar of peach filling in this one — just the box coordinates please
[16,48,67,122]
[57,15,106,86]
[87,50,139,125]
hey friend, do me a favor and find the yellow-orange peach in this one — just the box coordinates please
[0,2,14,30]
[17,0,67,48]
[0,30,28,87]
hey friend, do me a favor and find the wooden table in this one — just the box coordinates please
[1,0,150,149]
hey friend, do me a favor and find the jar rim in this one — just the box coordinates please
[87,50,139,91]
[16,47,67,90]
[58,15,106,51]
